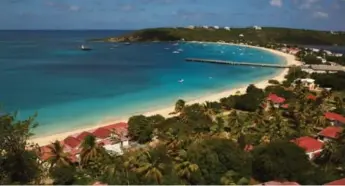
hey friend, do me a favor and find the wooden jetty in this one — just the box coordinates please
[185,58,292,68]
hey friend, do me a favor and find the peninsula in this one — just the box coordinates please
[96,27,345,46]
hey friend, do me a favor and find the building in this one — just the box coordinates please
[324,178,345,185]
[318,126,343,142]
[310,48,320,52]
[292,78,316,91]
[333,53,343,57]
[202,25,209,29]
[309,65,345,72]
[253,25,262,30]
[267,93,286,108]
[186,25,195,29]
[239,34,244,37]
[292,136,324,159]
[213,26,219,29]
[316,56,327,63]
[224,26,231,30]
[324,112,345,126]
[75,131,94,141]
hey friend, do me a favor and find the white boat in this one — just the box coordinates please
[81,45,91,51]
[173,51,180,54]
[178,79,184,83]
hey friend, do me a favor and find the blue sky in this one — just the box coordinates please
[0,0,344,30]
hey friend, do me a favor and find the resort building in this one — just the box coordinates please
[38,122,129,163]
[324,178,345,185]
[317,126,343,142]
[324,112,345,126]
[292,78,316,91]
[267,93,286,109]
[253,25,262,30]
[292,136,324,160]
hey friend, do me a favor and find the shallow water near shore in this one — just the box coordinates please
[0,30,285,136]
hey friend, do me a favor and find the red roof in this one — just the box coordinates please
[63,136,81,149]
[281,104,289,109]
[325,112,345,124]
[102,122,128,134]
[244,144,254,152]
[307,94,317,100]
[263,181,299,185]
[324,178,345,185]
[319,127,343,139]
[92,127,112,139]
[292,136,323,153]
[76,131,93,141]
[39,145,52,161]
[267,93,286,104]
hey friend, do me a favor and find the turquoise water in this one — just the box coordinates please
[0,31,285,136]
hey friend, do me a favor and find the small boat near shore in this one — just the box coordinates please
[80,45,92,51]
[178,79,184,83]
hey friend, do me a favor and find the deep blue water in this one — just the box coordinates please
[0,30,285,136]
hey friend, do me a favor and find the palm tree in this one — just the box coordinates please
[80,135,106,166]
[134,151,165,184]
[46,141,72,168]
[174,160,199,182]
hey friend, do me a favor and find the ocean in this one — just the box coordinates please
[0,30,285,136]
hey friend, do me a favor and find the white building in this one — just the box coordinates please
[310,48,320,52]
[202,25,209,29]
[186,25,195,29]
[224,27,231,31]
[316,56,327,63]
[239,34,244,37]
[292,78,317,90]
[213,26,219,29]
[253,25,262,30]
[334,53,343,57]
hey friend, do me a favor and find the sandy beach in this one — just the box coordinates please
[29,44,301,146]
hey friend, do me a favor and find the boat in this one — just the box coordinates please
[178,79,184,83]
[173,51,180,54]
[81,45,92,51]
[125,42,131,45]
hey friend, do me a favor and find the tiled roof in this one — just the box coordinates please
[39,145,52,161]
[102,122,128,134]
[63,136,81,149]
[324,178,345,185]
[325,112,345,124]
[319,127,343,139]
[92,127,112,139]
[292,136,324,153]
[76,131,94,141]
[267,93,286,104]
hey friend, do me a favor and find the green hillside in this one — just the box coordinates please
[97,27,345,46]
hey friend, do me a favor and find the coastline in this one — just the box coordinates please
[29,43,301,146]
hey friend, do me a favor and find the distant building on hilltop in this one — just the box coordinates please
[213,26,219,29]
[253,25,262,30]
[186,25,195,29]
[202,25,209,29]
[224,27,231,31]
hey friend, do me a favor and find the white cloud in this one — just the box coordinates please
[270,0,283,7]
[300,0,319,9]
[313,11,328,18]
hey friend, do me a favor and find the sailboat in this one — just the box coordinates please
[81,44,92,51]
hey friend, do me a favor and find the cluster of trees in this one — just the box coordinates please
[100,27,345,46]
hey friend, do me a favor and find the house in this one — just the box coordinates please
[324,178,345,185]
[324,112,345,126]
[75,131,94,141]
[267,93,286,108]
[213,26,219,29]
[292,136,324,159]
[318,126,343,142]
[92,127,112,140]
[62,136,81,150]
[202,25,209,29]
[186,25,195,29]
[253,25,262,30]
[292,78,316,91]
[224,26,231,30]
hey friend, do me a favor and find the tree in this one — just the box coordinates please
[251,140,315,183]
[50,165,77,185]
[175,99,186,113]
[80,135,106,166]
[0,112,42,184]
[46,141,72,168]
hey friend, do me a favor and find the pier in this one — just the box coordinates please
[185,58,291,68]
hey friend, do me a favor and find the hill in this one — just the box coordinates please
[96,27,345,46]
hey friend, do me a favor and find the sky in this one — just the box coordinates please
[0,0,344,30]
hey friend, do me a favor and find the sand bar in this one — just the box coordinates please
[29,44,301,146]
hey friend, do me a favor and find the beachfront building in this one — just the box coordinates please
[224,26,231,31]
[292,78,316,91]
[253,25,262,30]
[267,93,286,109]
[292,136,324,160]
[317,126,343,142]
[324,112,345,127]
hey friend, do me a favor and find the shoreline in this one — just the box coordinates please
[29,43,301,146]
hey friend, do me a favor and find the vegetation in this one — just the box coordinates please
[97,27,345,46]
[2,57,345,185]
